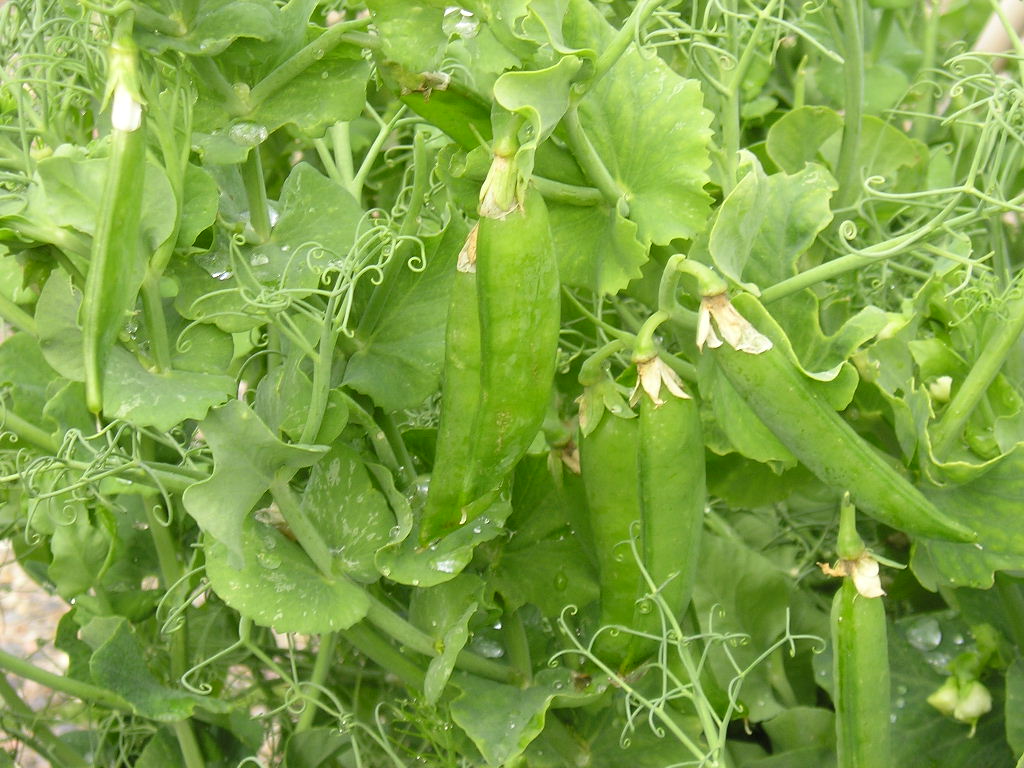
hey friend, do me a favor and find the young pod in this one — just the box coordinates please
[703,292,975,543]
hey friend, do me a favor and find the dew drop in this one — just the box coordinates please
[906,617,942,651]
[554,571,568,590]
[228,121,269,147]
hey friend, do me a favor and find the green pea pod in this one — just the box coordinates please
[421,186,560,543]
[470,185,560,492]
[632,384,705,663]
[579,407,642,666]
[831,500,891,768]
[421,229,484,543]
[82,27,147,413]
[579,364,706,671]
[707,292,975,543]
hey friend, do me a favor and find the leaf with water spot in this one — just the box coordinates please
[182,401,326,567]
[300,444,394,583]
[205,514,370,634]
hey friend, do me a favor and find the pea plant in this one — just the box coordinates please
[2,0,1024,766]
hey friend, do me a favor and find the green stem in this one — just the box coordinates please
[378,412,419,490]
[995,574,1024,650]
[364,597,518,684]
[503,607,533,684]
[532,175,603,206]
[351,106,408,199]
[171,720,206,768]
[242,148,271,243]
[0,649,131,711]
[633,310,670,360]
[342,623,426,690]
[269,474,336,578]
[562,105,626,212]
[834,0,864,210]
[562,288,634,341]
[249,18,373,106]
[0,676,89,768]
[931,290,1024,456]
[1,408,59,453]
[140,275,173,372]
[339,391,403,474]
[0,293,36,335]
[579,338,628,386]
[299,293,340,444]
[296,633,337,733]
[330,122,356,190]
[581,0,672,95]
[190,58,248,116]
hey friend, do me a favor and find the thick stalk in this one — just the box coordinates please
[0,676,88,768]
[0,408,59,453]
[170,720,205,768]
[242,148,271,243]
[532,175,602,205]
[295,633,337,732]
[342,624,425,690]
[834,0,864,210]
[931,290,1024,456]
[0,294,36,335]
[0,649,131,711]
[502,608,533,684]
[364,597,518,684]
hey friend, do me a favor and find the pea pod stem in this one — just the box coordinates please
[562,105,626,212]
[930,287,1024,457]
[579,338,628,386]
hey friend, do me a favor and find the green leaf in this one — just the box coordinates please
[376,496,512,587]
[102,347,235,431]
[248,163,365,293]
[81,616,230,720]
[182,401,326,566]
[204,513,371,633]
[494,55,583,179]
[0,332,59,424]
[913,446,1024,589]
[366,1,448,73]
[565,0,713,246]
[284,728,351,768]
[709,159,837,291]
[136,0,281,56]
[36,152,176,253]
[248,50,371,137]
[407,575,487,703]
[300,444,394,583]
[344,221,467,412]
[1006,658,1024,755]
[48,509,116,600]
[765,106,844,174]
[450,668,583,766]
[547,202,647,294]
[489,457,599,615]
[177,163,220,250]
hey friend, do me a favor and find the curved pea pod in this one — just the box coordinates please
[82,30,147,413]
[830,498,892,768]
[703,292,976,543]
[579,406,643,667]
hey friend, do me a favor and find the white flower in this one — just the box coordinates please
[111,83,142,132]
[629,355,690,408]
[817,552,885,598]
[697,293,773,354]
[457,224,478,273]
